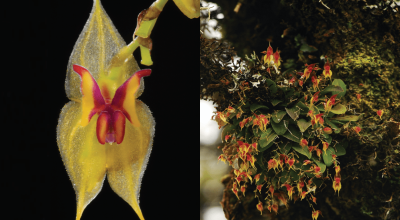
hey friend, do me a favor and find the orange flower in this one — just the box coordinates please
[218,154,226,163]
[297,181,305,193]
[271,203,279,214]
[261,43,274,66]
[256,201,263,215]
[256,183,264,193]
[322,141,329,155]
[282,183,294,200]
[335,165,341,175]
[254,174,261,183]
[273,50,281,68]
[324,94,338,112]
[240,184,246,196]
[300,138,308,148]
[303,160,312,165]
[232,182,239,199]
[303,64,316,81]
[311,113,324,126]
[356,93,361,102]
[377,109,384,119]
[299,80,304,87]
[333,176,341,195]
[322,60,332,79]
[289,77,296,86]
[269,185,274,195]
[310,91,320,106]
[353,126,361,135]
[311,76,321,90]
[287,158,295,170]
[267,159,279,171]
[312,210,323,220]
[316,148,322,158]
[300,190,308,200]
[308,146,314,153]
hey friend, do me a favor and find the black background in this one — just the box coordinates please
[2,0,197,219]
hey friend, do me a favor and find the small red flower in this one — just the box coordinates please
[287,158,295,170]
[322,141,329,155]
[240,184,246,196]
[269,185,274,195]
[356,93,361,102]
[300,138,308,148]
[299,80,304,87]
[271,203,279,214]
[282,183,294,200]
[333,176,341,195]
[322,60,332,79]
[377,109,384,120]
[289,77,296,86]
[273,50,281,68]
[268,159,279,171]
[218,154,226,163]
[353,126,361,135]
[303,160,312,165]
[311,76,321,90]
[312,210,323,220]
[256,201,263,215]
[308,146,314,153]
[300,190,307,200]
[254,174,261,183]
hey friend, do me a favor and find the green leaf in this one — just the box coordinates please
[271,99,282,106]
[316,103,325,112]
[331,115,361,122]
[297,119,311,132]
[286,107,301,121]
[330,104,346,114]
[335,143,346,156]
[332,79,346,98]
[250,103,269,112]
[311,156,326,173]
[325,118,341,134]
[289,170,300,181]
[322,133,332,144]
[282,125,302,143]
[271,118,288,135]
[322,146,336,167]
[253,127,261,137]
[292,143,312,159]
[265,79,277,94]
[259,128,278,149]
[255,151,264,168]
[272,110,287,123]
[245,126,252,143]
[320,85,344,97]
[300,43,318,52]
[279,171,290,183]
[221,124,236,142]
[295,101,309,115]
[279,141,292,154]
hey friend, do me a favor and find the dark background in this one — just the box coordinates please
[2,0,196,219]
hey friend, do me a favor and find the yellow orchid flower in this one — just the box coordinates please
[57,1,157,219]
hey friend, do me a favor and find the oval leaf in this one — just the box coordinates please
[311,156,326,173]
[330,104,346,114]
[320,85,344,97]
[292,143,312,159]
[271,99,282,106]
[282,125,302,143]
[259,129,278,149]
[271,119,288,135]
[332,79,346,98]
[331,115,361,122]
[250,103,269,112]
[322,146,336,167]
[272,110,287,123]
[297,119,311,132]
[286,107,300,121]
[265,79,278,94]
